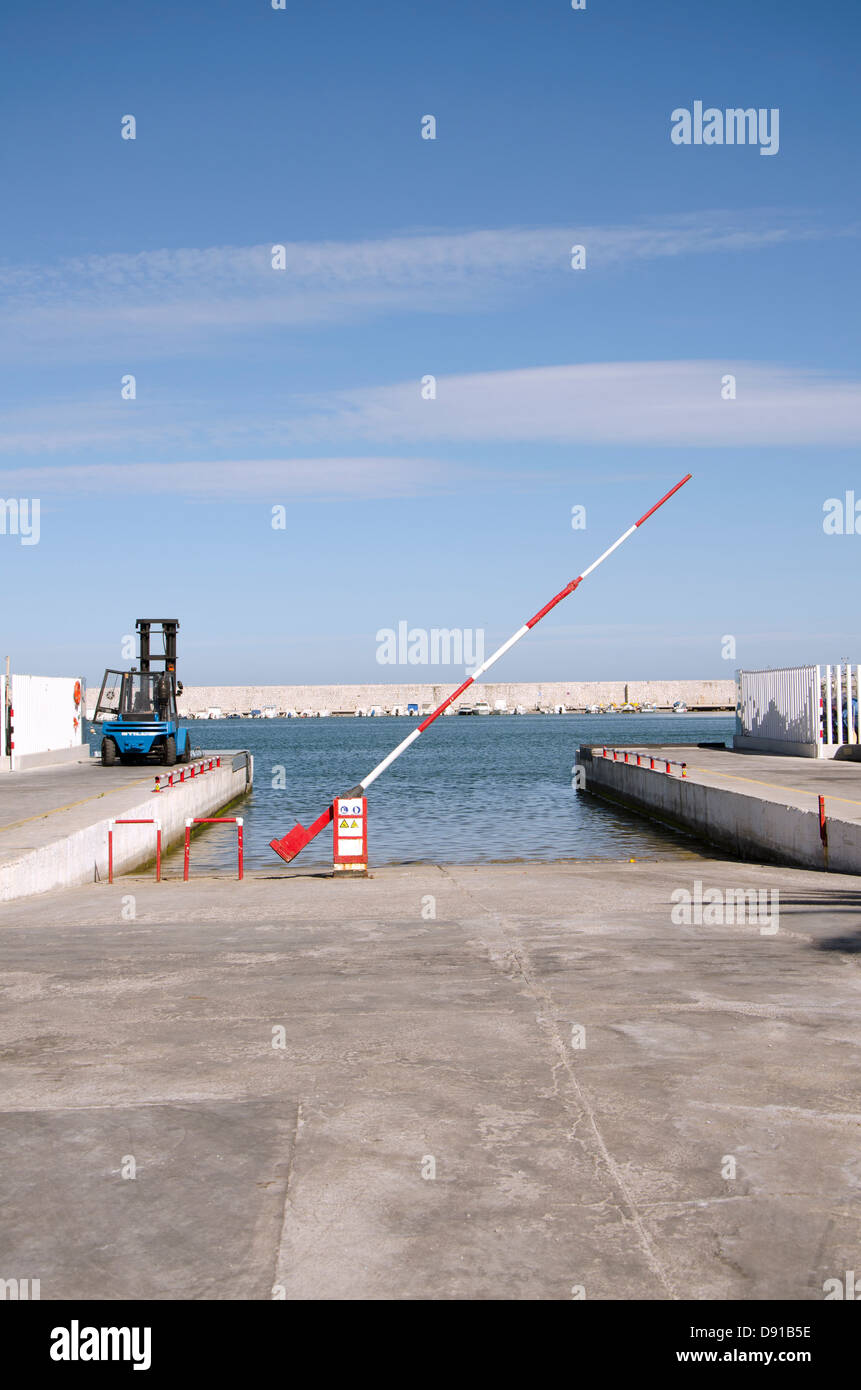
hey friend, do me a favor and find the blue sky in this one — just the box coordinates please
[1,0,859,687]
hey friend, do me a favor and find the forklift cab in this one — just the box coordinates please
[94,670,177,724]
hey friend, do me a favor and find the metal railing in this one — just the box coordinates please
[599,747,687,776]
[183,817,244,881]
[108,818,162,883]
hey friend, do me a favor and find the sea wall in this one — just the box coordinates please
[134,679,735,717]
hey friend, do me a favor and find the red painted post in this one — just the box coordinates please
[216,756,221,768]
[190,764,195,778]
[636,754,641,766]
[650,757,655,769]
[666,760,671,773]
[183,818,244,881]
[109,819,160,885]
[681,763,687,778]
[819,795,827,847]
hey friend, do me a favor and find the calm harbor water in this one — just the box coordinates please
[92,712,733,873]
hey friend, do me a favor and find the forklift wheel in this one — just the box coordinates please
[177,743,190,764]
[101,738,119,766]
[164,736,177,766]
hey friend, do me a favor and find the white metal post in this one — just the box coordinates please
[825,664,832,745]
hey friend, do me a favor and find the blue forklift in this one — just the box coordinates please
[94,619,191,767]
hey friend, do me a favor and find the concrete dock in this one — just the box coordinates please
[581,744,861,875]
[2,859,859,1300]
[0,752,252,902]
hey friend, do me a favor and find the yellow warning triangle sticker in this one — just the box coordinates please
[339,819,349,828]
[350,820,358,828]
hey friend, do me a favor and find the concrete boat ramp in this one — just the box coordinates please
[0,752,252,902]
[2,747,860,1300]
[2,857,860,1300]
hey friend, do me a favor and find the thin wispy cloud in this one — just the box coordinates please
[311,361,861,447]
[0,212,846,359]
[0,456,471,500]
[3,360,858,473]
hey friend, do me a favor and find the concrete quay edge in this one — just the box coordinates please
[0,753,252,903]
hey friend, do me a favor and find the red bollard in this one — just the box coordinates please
[650,757,655,769]
[184,817,244,881]
[819,795,827,847]
[109,819,161,884]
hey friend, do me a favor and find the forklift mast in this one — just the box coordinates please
[136,619,179,678]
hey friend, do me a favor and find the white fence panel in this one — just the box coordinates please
[820,663,860,747]
[736,667,819,745]
[11,675,83,760]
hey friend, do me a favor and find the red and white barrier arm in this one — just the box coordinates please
[270,473,692,863]
[358,474,692,792]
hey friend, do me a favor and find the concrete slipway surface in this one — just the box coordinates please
[1,859,860,1300]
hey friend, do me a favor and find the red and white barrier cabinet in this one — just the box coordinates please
[333,797,367,876]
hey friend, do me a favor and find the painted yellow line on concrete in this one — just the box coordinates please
[687,765,861,812]
[0,777,157,834]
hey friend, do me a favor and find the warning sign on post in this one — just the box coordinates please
[333,797,367,873]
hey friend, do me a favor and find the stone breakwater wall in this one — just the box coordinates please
[156,679,735,716]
